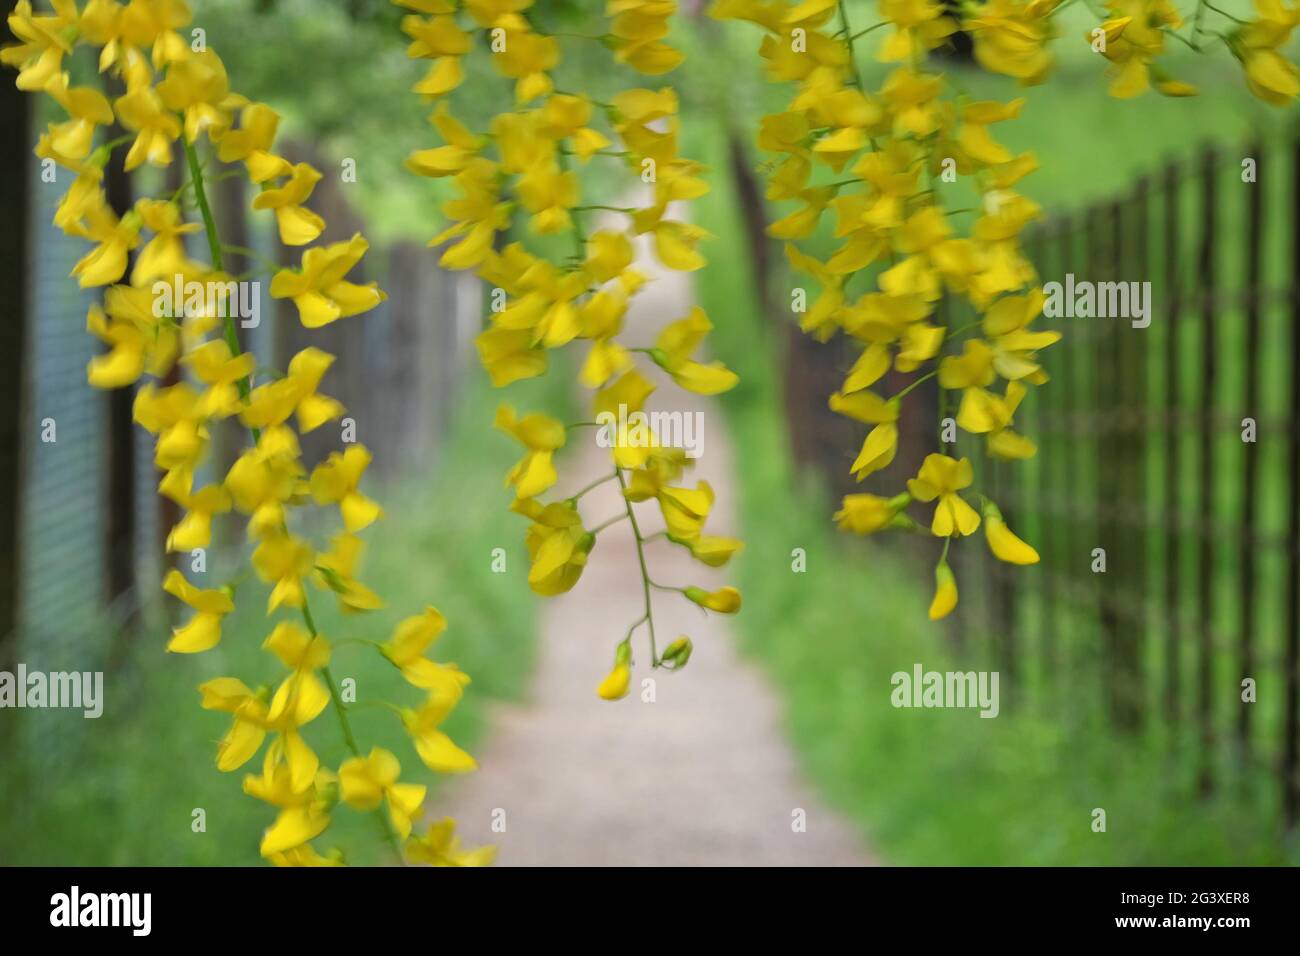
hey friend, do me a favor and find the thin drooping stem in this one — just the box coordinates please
[181,135,259,442]
[615,466,659,665]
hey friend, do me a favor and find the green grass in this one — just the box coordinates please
[0,365,564,866]
[680,90,1300,864]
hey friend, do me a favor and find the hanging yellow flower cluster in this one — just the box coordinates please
[396,0,743,696]
[712,0,1298,621]
[966,0,1300,103]
[5,0,489,866]
[712,0,1057,619]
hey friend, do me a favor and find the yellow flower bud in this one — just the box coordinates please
[661,637,693,670]
[597,641,632,700]
[684,585,742,614]
[982,501,1039,565]
[929,559,958,621]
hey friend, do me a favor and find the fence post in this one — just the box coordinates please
[1099,200,1126,727]
[1128,175,1150,730]
[1163,159,1182,736]
[1239,139,1264,763]
[1283,132,1300,828]
[1057,214,1075,700]
[1196,146,1219,797]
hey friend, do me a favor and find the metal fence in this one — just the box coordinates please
[3,127,480,764]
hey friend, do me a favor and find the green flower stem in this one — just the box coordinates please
[615,467,659,666]
[310,603,406,865]
[892,368,940,402]
[180,132,260,443]
[590,513,629,534]
[568,473,617,501]
[837,1,866,90]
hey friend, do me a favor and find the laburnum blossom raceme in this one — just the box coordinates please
[396,0,743,694]
[713,0,1300,620]
[5,0,489,866]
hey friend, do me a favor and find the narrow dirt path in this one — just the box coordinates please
[439,206,874,865]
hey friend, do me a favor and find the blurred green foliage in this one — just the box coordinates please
[0,365,570,865]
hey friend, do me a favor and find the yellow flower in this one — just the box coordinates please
[632,205,711,272]
[44,77,116,159]
[406,818,497,867]
[1235,0,1300,104]
[850,422,898,481]
[516,499,594,595]
[251,533,314,613]
[162,569,234,653]
[657,481,714,544]
[401,10,471,98]
[198,677,270,772]
[243,746,333,857]
[964,0,1059,85]
[267,845,344,868]
[1088,0,1182,99]
[156,48,236,143]
[1,0,78,92]
[400,694,477,773]
[956,380,1038,459]
[380,607,471,697]
[314,534,385,613]
[907,454,980,537]
[983,500,1040,564]
[270,234,386,328]
[609,0,686,75]
[310,445,383,533]
[132,198,202,284]
[876,0,958,64]
[929,557,958,620]
[113,84,184,171]
[651,308,739,395]
[685,585,742,614]
[224,448,301,539]
[830,389,898,425]
[263,622,332,728]
[251,162,326,246]
[476,326,548,387]
[339,748,426,840]
[881,68,944,137]
[494,404,566,499]
[182,338,257,419]
[242,347,345,434]
[162,482,232,552]
[217,102,292,182]
[834,492,908,535]
[597,641,633,701]
[491,25,559,105]
[70,198,140,287]
[85,285,179,388]
[688,535,743,567]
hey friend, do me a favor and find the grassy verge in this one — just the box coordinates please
[0,364,561,866]
[681,108,1299,865]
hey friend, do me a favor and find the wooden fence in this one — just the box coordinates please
[948,135,1300,830]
